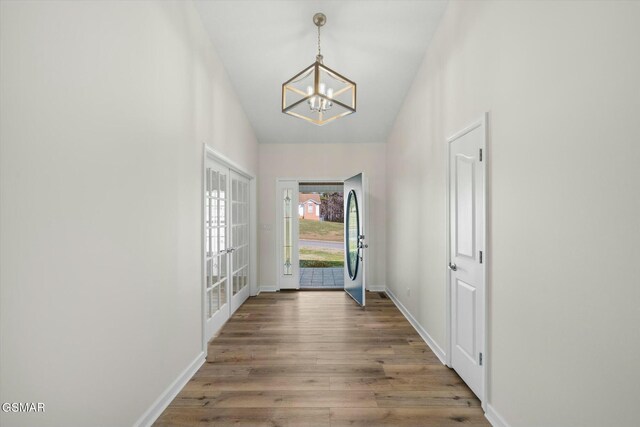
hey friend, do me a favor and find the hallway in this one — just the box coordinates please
[154,292,489,426]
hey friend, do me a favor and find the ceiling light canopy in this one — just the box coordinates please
[282,13,356,126]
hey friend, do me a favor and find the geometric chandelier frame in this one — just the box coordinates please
[282,62,356,125]
[281,13,357,126]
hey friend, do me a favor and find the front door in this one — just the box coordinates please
[448,119,486,400]
[344,173,366,306]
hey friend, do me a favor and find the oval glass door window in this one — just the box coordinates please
[346,189,360,280]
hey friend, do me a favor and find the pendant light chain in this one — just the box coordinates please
[317,24,322,58]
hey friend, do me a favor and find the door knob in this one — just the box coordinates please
[448,263,457,271]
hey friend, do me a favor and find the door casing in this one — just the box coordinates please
[445,113,489,410]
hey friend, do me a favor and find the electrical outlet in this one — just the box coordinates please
[407,288,411,297]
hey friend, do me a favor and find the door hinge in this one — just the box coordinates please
[479,352,483,366]
[479,251,483,264]
[479,148,483,161]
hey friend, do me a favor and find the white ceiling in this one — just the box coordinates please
[194,0,448,144]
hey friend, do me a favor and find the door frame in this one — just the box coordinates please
[202,144,256,354]
[445,113,489,410]
[275,176,353,291]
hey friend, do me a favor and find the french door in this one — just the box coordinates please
[204,155,252,342]
[344,173,366,306]
[204,160,230,339]
[448,118,486,400]
[230,171,250,313]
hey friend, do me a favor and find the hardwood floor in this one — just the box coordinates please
[154,291,490,427]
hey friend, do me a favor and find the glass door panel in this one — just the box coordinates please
[230,171,250,313]
[204,159,230,340]
[277,181,299,289]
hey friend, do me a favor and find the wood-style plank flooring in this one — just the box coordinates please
[154,291,490,427]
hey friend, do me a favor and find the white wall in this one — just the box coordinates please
[386,1,640,426]
[258,143,386,291]
[0,1,257,426]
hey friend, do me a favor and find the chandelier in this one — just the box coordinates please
[282,13,356,126]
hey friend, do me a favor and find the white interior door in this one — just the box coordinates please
[448,120,486,400]
[204,158,230,340]
[230,171,251,313]
[344,173,366,306]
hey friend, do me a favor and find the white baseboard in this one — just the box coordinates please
[259,285,278,292]
[367,284,386,292]
[385,288,509,427]
[133,351,205,427]
[485,404,511,427]
[385,287,447,365]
